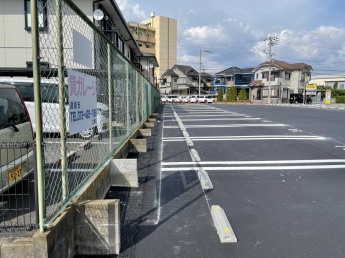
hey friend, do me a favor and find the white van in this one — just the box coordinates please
[0,84,34,194]
[0,78,109,140]
[190,95,198,103]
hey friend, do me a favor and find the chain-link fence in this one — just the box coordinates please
[32,0,160,229]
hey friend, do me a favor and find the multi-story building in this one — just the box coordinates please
[159,65,212,95]
[309,74,345,89]
[127,12,177,83]
[0,0,158,83]
[249,60,313,101]
[213,67,255,98]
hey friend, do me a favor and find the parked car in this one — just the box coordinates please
[290,93,312,104]
[0,84,35,194]
[198,96,207,103]
[182,96,190,102]
[206,95,214,103]
[190,95,198,103]
[167,95,178,103]
[0,78,109,140]
[161,95,167,102]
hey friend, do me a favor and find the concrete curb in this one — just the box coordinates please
[211,205,237,243]
[190,149,201,162]
[198,169,213,190]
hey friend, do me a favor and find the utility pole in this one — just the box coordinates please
[265,33,279,103]
[199,49,211,98]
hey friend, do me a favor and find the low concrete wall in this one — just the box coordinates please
[139,129,151,137]
[75,200,120,255]
[0,237,34,258]
[129,139,147,153]
[33,206,75,258]
[2,108,160,258]
[109,159,138,187]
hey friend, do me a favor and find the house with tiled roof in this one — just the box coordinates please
[159,65,213,95]
[250,60,313,101]
[213,66,255,98]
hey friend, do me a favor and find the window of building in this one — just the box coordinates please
[166,82,171,87]
[146,45,151,48]
[24,0,47,31]
[262,89,268,97]
[147,34,151,37]
[241,76,251,83]
[270,74,275,81]
[174,79,177,82]
[118,37,124,54]
[177,78,186,84]
[138,32,143,36]
[256,73,258,79]
[285,72,291,80]
[138,44,143,47]
[127,50,130,58]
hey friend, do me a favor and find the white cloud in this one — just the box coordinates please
[116,0,147,22]
[252,26,345,68]
[188,10,197,15]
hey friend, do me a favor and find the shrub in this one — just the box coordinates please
[228,86,237,102]
[334,82,338,89]
[238,86,246,100]
[336,96,345,103]
[217,86,223,102]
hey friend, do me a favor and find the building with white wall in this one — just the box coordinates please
[0,0,158,78]
[249,60,313,101]
[309,74,345,89]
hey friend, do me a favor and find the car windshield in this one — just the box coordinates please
[0,88,29,129]
[41,84,69,103]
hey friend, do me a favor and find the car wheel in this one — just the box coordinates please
[79,127,95,140]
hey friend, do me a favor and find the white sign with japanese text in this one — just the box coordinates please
[68,69,97,135]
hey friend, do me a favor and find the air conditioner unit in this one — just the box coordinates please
[134,27,137,31]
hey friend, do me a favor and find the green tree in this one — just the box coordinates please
[229,86,237,102]
[226,88,230,101]
[217,86,223,102]
[334,82,338,89]
[238,86,247,100]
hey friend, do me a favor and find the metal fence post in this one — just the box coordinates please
[126,63,130,136]
[108,44,112,153]
[30,0,45,232]
[56,0,68,200]
[142,77,144,120]
[136,71,139,125]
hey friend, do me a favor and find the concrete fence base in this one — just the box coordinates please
[0,108,160,258]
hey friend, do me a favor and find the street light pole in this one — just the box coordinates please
[199,49,211,98]
[199,50,201,99]
[265,33,279,103]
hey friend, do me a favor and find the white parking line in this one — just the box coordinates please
[164,114,244,117]
[162,159,345,165]
[161,165,345,171]
[164,124,286,128]
[163,136,325,142]
[163,135,323,139]
[176,118,261,121]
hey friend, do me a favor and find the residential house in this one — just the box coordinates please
[249,60,313,101]
[213,67,254,98]
[309,74,345,89]
[0,0,158,82]
[127,12,177,83]
[159,65,212,95]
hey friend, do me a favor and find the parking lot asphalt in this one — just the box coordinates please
[132,103,345,258]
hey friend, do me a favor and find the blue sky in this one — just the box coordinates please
[117,0,345,75]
